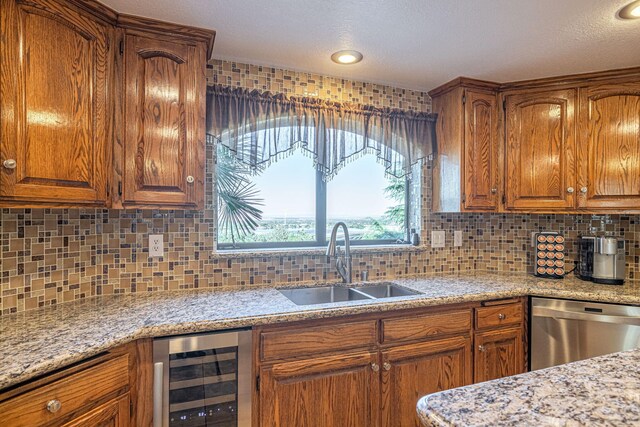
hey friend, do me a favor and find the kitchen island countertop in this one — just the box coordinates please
[417,347,640,426]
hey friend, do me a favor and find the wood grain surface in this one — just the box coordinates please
[0,0,112,205]
[578,81,640,209]
[505,89,576,210]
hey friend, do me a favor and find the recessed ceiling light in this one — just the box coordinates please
[618,0,640,19]
[331,50,363,65]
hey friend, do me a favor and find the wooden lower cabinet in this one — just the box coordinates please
[62,394,130,427]
[259,351,380,427]
[381,336,472,427]
[474,327,524,383]
[255,302,525,427]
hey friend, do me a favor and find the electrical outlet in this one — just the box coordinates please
[431,230,445,248]
[454,230,463,247]
[149,234,164,257]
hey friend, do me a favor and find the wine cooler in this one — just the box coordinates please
[153,330,252,427]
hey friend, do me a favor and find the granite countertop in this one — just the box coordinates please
[417,348,640,426]
[1,272,640,391]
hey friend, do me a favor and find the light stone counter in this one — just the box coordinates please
[1,272,640,391]
[417,348,640,426]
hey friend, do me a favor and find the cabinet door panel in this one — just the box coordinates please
[505,90,576,210]
[62,394,130,427]
[123,34,205,208]
[381,336,472,427]
[474,327,523,383]
[578,82,640,209]
[260,351,379,427]
[0,0,111,204]
[464,90,498,210]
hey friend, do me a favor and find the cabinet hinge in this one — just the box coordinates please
[130,401,134,418]
[119,40,124,55]
[502,99,506,111]
[118,181,122,196]
[461,194,466,203]
[462,93,466,104]
[256,375,260,391]
[502,194,506,204]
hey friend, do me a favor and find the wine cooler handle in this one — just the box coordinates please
[153,362,164,427]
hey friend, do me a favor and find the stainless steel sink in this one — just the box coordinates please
[278,283,420,306]
[356,282,421,298]
[279,286,373,305]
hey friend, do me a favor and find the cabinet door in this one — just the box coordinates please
[505,89,576,210]
[474,327,524,383]
[259,351,379,427]
[62,394,130,427]
[381,336,472,427]
[577,82,640,210]
[123,34,205,208]
[464,90,498,210]
[0,0,111,205]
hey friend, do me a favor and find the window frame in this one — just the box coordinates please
[217,167,411,250]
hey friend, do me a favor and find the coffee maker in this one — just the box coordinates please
[578,236,626,285]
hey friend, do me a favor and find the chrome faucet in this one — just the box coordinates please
[326,222,352,283]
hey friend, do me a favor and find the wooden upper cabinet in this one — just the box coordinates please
[504,89,577,210]
[380,336,472,427]
[259,351,380,427]
[464,90,499,210]
[121,33,206,209]
[429,79,499,212]
[0,0,113,206]
[577,81,640,210]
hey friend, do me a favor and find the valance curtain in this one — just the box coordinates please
[206,84,437,180]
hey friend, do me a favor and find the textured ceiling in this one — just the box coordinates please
[101,0,640,91]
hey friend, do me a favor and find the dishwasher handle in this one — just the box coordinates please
[533,306,640,326]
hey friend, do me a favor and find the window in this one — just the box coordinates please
[216,146,414,249]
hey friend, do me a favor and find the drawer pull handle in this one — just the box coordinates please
[371,363,379,372]
[383,362,391,371]
[498,313,506,320]
[46,399,62,413]
[3,159,16,169]
[186,175,195,184]
[567,187,575,194]
[478,345,486,352]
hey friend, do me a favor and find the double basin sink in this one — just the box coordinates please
[279,282,420,306]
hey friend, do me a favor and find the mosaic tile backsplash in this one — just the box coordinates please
[1,60,638,315]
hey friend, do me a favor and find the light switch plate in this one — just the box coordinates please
[149,234,164,257]
[454,230,463,247]
[431,230,445,248]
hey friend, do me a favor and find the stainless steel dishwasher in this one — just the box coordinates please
[153,329,252,427]
[531,297,640,370]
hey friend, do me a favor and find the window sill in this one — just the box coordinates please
[212,244,424,259]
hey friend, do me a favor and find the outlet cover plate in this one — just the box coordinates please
[149,234,164,257]
[431,230,445,248]
[454,230,463,247]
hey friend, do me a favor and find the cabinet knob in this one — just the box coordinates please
[3,159,17,169]
[567,187,575,194]
[186,175,195,184]
[383,362,391,371]
[491,188,497,194]
[498,313,506,320]
[580,187,588,194]
[46,399,62,413]
[371,363,379,372]
[478,345,486,352]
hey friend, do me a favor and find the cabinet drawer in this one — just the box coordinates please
[0,354,129,427]
[381,310,471,344]
[476,302,523,330]
[260,320,377,361]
